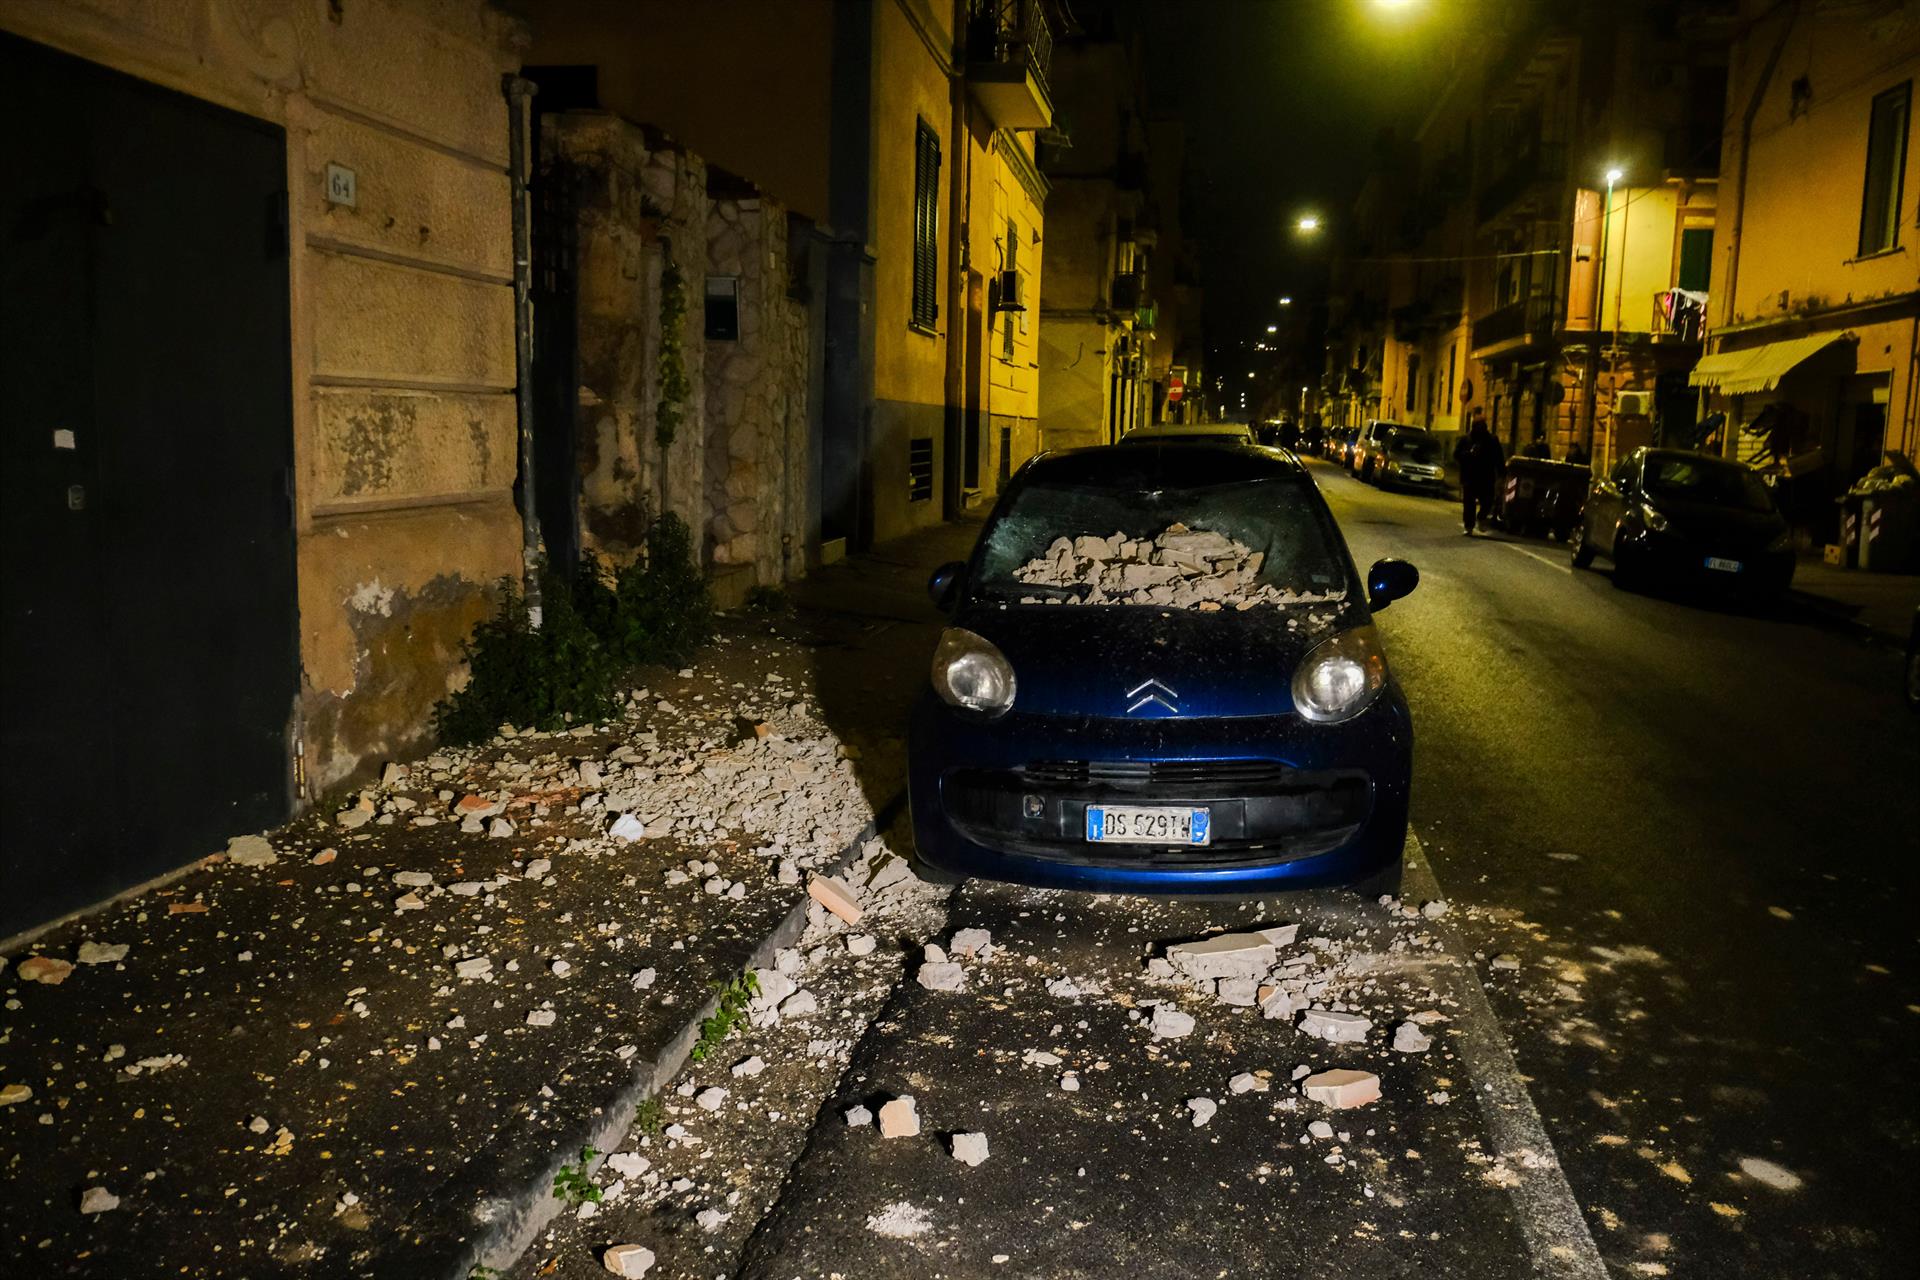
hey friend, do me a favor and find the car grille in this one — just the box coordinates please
[1019,759,1301,790]
[942,760,1370,869]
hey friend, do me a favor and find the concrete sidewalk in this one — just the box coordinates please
[1789,557,1920,644]
[0,626,884,1279]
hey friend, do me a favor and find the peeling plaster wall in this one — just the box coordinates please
[704,197,811,585]
[0,0,530,795]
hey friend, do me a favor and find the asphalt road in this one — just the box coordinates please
[1317,456,1920,1279]
[737,460,1918,1280]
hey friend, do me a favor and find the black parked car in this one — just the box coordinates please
[1571,448,1794,599]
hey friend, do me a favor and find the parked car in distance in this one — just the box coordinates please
[1571,448,1794,599]
[1373,429,1448,494]
[1354,420,1424,480]
[1121,422,1255,446]
[1300,423,1326,456]
[1328,425,1361,468]
[908,443,1420,897]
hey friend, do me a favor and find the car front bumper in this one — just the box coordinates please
[907,691,1412,895]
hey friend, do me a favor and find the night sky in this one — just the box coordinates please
[1131,0,1454,373]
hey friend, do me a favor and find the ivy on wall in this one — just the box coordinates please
[657,245,690,449]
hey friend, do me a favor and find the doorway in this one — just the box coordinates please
[1,34,299,936]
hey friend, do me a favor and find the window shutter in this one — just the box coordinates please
[912,121,940,327]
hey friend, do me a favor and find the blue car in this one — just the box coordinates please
[907,443,1419,897]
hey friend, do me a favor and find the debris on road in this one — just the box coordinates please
[1302,1069,1382,1109]
[1738,1157,1803,1191]
[1187,1096,1218,1127]
[601,1243,656,1277]
[878,1095,921,1138]
[1299,1009,1372,1044]
[950,1132,990,1165]
[18,956,74,985]
[808,874,862,924]
[78,1186,119,1215]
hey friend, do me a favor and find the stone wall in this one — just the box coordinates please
[549,111,814,587]
[704,197,810,584]
[546,112,709,564]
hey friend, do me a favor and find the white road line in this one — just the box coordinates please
[1401,832,1611,1280]
[1496,540,1575,573]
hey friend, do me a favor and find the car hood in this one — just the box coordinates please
[953,602,1361,719]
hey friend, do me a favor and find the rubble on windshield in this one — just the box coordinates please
[1012,523,1347,612]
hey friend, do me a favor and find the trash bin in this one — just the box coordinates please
[1847,451,1919,572]
[1495,458,1592,540]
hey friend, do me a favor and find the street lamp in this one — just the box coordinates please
[1585,165,1625,462]
[1278,296,1294,307]
[1266,324,1278,334]
[1295,214,1322,235]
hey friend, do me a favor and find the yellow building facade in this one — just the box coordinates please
[1693,1,1919,531]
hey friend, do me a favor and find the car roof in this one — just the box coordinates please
[1120,422,1253,441]
[1017,442,1307,489]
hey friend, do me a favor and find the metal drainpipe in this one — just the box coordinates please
[504,73,542,624]
[1715,2,1799,458]
[942,2,970,519]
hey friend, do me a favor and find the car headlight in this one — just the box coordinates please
[1292,626,1389,724]
[1640,504,1670,533]
[931,627,1016,717]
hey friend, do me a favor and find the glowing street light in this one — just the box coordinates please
[1278,296,1294,306]
[1295,214,1322,234]
[1266,324,1278,334]
[1604,166,1625,185]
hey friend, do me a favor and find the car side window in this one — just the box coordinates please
[1610,459,1636,492]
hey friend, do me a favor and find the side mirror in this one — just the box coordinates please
[928,560,966,611]
[1366,558,1419,611]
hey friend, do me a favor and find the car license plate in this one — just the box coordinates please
[1085,805,1211,845]
[1704,557,1743,573]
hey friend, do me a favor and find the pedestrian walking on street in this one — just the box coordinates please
[1455,412,1505,534]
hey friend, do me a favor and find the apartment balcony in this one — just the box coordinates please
[1110,271,1144,312]
[1652,289,1707,344]
[1477,142,1565,226]
[967,0,1054,131]
[1470,295,1558,358]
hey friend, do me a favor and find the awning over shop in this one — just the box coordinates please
[1689,331,1855,394]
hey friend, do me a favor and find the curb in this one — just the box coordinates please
[451,804,895,1279]
[1784,588,1910,647]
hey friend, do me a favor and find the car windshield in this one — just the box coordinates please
[973,478,1350,608]
[1643,456,1774,512]
[1389,435,1441,462]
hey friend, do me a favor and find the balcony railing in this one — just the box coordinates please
[1471,294,1557,353]
[1652,288,1707,343]
[1477,142,1565,224]
[967,0,1054,130]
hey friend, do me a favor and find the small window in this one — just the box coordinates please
[1677,227,1713,291]
[911,121,941,329]
[1859,81,1910,257]
[704,276,739,341]
[908,437,934,502]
